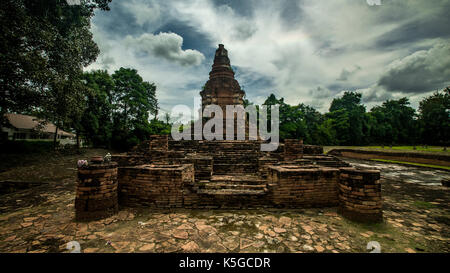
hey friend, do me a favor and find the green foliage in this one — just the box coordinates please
[80,70,114,147]
[110,67,159,150]
[262,94,335,144]
[418,88,450,145]
[0,0,111,147]
[369,98,417,145]
[77,68,166,151]
[328,92,366,145]
[261,87,448,146]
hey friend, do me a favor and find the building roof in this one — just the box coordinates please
[4,113,75,137]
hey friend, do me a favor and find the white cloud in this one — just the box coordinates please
[125,32,205,66]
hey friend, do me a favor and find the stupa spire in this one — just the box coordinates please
[201,44,245,109]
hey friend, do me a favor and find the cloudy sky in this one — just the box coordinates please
[87,0,450,115]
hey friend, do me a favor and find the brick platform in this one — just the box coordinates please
[338,168,382,223]
[284,139,304,161]
[268,165,340,208]
[75,162,118,221]
[118,164,194,208]
[78,140,382,223]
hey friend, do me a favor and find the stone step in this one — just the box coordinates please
[213,157,258,165]
[213,162,258,167]
[315,161,350,167]
[213,152,259,155]
[210,175,266,184]
[201,183,266,190]
[196,188,267,196]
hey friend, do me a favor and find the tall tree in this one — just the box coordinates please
[418,88,450,145]
[328,91,367,145]
[111,68,158,150]
[369,98,416,145]
[0,0,111,146]
[79,70,114,147]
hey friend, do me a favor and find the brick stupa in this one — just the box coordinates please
[200,44,245,112]
[200,44,246,138]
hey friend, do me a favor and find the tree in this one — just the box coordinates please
[111,68,158,150]
[79,70,114,147]
[0,0,111,147]
[328,91,367,145]
[418,88,450,145]
[369,98,416,145]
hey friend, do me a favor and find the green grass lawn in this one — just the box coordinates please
[366,146,448,152]
[371,159,450,170]
[324,145,449,155]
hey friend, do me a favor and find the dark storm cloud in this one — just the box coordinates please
[279,0,304,28]
[375,15,450,49]
[233,67,276,98]
[326,82,368,93]
[92,1,144,38]
[361,87,393,105]
[232,22,257,40]
[378,43,450,93]
[155,20,214,55]
[337,66,362,81]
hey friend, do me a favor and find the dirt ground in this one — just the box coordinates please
[0,149,448,253]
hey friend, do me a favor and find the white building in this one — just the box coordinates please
[1,113,75,143]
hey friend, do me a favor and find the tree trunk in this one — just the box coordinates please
[53,125,58,150]
[76,130,80,151]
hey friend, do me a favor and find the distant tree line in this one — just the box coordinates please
[261,88,449,147]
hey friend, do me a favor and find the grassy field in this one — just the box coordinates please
[371,159,450,171]
[324,146,449,155]
[366,146,448,152]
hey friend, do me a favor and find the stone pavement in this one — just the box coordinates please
[0,157,448,253]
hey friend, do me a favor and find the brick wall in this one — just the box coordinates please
[268,165,339,207]
[175,155,213,182]
[76,138,384,223]
[111,154,151,167]
[149,135,168,151]
[75,162,118,221]
[303,145,324,155]
[338,167,382,223]
[258,157,280,179]
[118,164,194,208]
[284,139,303,161]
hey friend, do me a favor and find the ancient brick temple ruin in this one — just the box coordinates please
[75,45,383,223]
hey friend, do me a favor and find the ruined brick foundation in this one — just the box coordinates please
[75,162,119,221]
[75,135,383,223]
[338,168,383,223]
